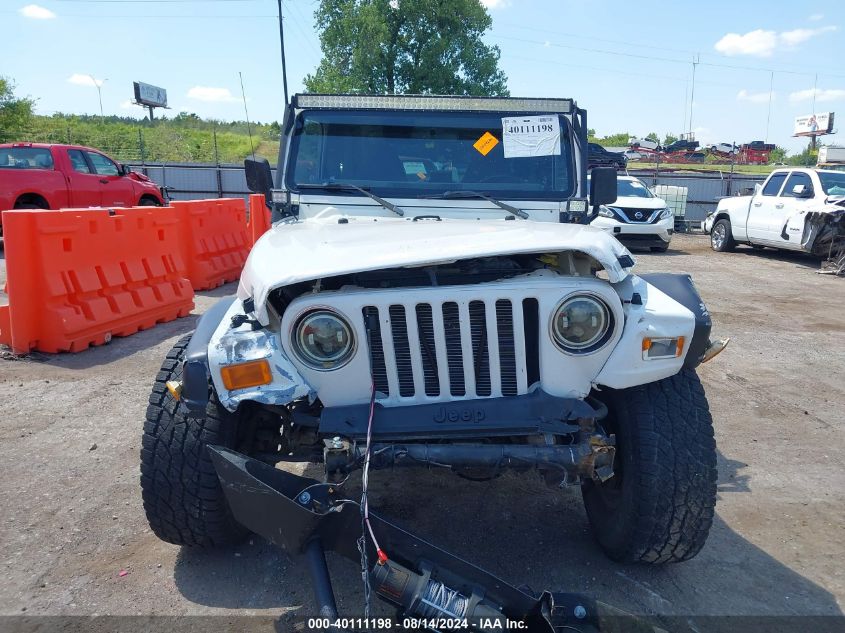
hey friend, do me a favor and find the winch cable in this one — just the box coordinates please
[359,316,388,620]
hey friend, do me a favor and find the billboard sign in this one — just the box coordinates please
[794,112,834,136]
[133,81,167,108]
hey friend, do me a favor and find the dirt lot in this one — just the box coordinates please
[1,234,844,630]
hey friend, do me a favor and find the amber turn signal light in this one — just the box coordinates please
[220,359,272,391]
[642,336,685,360]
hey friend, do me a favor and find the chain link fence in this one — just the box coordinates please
[0,120,279,165]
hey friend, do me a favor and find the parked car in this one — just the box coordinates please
[707,167,845,255]
[624,150,643,161]
[142,94,723,580]
[709,143,739,155]
[588,142,627,170]
[630,138,660,152]
[746,140,776,151]
[590,175,674,251]
[0,143,164,234]
[663,139,700,153]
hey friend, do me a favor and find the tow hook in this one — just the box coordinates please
[701,337,730,364]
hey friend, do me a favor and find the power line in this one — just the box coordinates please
[494,21,845,78]
[491,33,845,80]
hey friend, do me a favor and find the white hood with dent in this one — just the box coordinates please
[238,218,634,324]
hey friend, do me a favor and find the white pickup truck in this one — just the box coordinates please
[706,167,845,255]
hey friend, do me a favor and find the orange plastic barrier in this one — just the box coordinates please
[248,193,271,246]
[0,207,194,354]
[169,198,252,291]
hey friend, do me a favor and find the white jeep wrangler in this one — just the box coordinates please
[141,94,725,565]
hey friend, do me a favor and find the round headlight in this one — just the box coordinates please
[551,295,613,354]
[292,310,355,370]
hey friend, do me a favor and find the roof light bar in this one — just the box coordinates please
[293,93,574,114]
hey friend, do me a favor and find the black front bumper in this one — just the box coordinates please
[319,390,599,441]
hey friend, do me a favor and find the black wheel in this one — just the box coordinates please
[14,202,48,209]
[140,334,248,547]
[582,369,717,564]
[139,196,162,206]
[710,218,735,252]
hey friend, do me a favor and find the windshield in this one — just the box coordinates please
[0,147,54,169]
[617,178,653,198]
[287,110,574,200]
[818,171,845,196]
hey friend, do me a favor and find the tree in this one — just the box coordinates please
[0,76,35,135]
[304,0,508,96]
[769,146,787,164]
[663,133,678,145]
[645,132,659,142]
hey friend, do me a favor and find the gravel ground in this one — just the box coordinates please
[1,234,844,631]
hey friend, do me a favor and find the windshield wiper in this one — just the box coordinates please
[298,182,404,217]
[423,190,529,219]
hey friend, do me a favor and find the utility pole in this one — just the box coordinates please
[688,54,699,139]
[277,0,289,105]
[88,75,107,121]
[765,71,774,143]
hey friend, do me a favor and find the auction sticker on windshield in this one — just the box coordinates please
[473,131,500,156]
[502,115,560,158]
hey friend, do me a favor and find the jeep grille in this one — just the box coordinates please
[362,299,538,399]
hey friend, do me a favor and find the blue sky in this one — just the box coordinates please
[4,0,844,152]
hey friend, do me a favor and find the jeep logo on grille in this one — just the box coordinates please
[634,211,643,220]
[434,406,486,424]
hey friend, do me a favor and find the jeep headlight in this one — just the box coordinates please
[551,295,613,354]
[598,206,615,218]
[658,208,672,220]
[292,310,355,370]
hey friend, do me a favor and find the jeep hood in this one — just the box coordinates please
[238,218,634,324]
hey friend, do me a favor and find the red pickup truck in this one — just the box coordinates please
[0,143,165,234]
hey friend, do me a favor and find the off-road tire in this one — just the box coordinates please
[582,369,717,564]
[711,218,735,252]
[140,334,248,547]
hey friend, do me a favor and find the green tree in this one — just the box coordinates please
[769,146,787,164]
[663,133,678,145]
[645,132,659,142]
[593,132,630,147]
[0,76,35,135]
[304,0,508,96]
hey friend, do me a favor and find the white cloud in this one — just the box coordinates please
[480,0,510,8]
[808,13,824,21]
[789,88,845,103]
[780,25,836,46]
[187,86,239,103]
[714,30,778,57]
[737,89,773,103]
[67,74,105,87]
[19,4,56,19]
[714,25,836,57]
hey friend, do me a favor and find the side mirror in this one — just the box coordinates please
[245,157,273,196]
[120,164,132,176]
[590,167,617,207]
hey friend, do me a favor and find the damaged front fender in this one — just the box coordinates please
[208,300,315,411]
